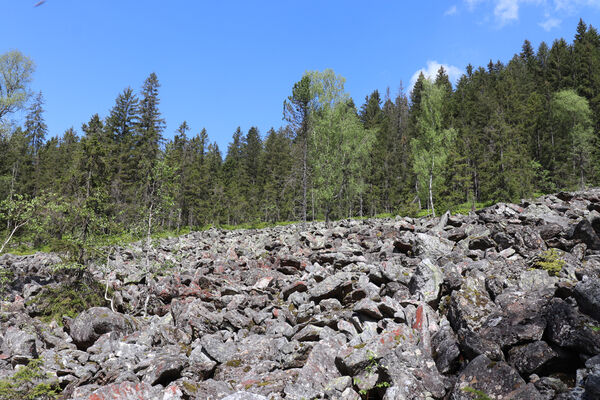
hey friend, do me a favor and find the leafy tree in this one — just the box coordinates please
[411,80,456,216]
[551,89,595,189]
[0,50,35,122]
[308,70,374,222]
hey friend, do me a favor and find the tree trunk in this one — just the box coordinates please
[429,169,435,218]
[146,202,153,270]
[0,221,27,254]
[302,135,308,223]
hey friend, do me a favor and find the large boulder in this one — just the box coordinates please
[69,307,137,350]
[1,326,37,364]
[452,354,543,400]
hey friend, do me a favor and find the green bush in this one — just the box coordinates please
[27,279,110,324]
[535,248,565,276]
[0,359,60,400]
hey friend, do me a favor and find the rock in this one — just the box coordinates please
[221,392,268,400]
[380,343,446,399]
[308,271,353,303]
[69,307,137,350]
[284,335,346,399]
[353,298,383,319]
[414,233,454,258]
[574,278,600,321]
[141,354,187,386]
[431,317,460,374]
[447,274,499,332]
[545,298,600,355]
[570,219,600,250]
[409,258,444,305]
[508,341,558,375]
[186,345,217,378]
[72,381,162,400]
[5,189,600,399]
[452,354,543,399]
[1,326,37,364]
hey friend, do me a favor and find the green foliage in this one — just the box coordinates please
[411,79,456,217]
[2,20,600,249]
[461,386,493,400]
[0,50,35,121]
[535,248,565,276]
[0,358,60,400]
[353,350,391,398]
[27,279,110,324]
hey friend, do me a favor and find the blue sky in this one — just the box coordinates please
[1,0,599,152]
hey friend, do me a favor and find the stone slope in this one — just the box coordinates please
[1,190,600,399]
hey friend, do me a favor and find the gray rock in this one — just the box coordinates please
[284,335,345,399]
[574,278,600,321]
[570,218,600,250]
[70,307,137,350]
[141,354,187,386]
[545,298,600,355]
[452,354,543,400]
[1,326,37,364]
[409,258,444,305]
[308,271,353,303]
[508,341,558,375]
[221,393,268,400]
[431,317,460,374]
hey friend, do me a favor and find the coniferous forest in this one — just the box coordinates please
[1,19,600,259]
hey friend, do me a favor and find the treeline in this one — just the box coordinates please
[1,19,600,256]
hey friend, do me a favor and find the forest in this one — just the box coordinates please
[0,19,599,260]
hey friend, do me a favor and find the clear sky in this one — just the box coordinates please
[2,0,599,152]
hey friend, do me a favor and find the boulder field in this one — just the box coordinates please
[2,190,600,399]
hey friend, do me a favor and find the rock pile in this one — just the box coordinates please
[1,190,600,399]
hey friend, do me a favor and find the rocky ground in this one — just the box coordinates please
[2,190,600,399]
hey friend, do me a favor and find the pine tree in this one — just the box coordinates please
[104,87,139,221]
[284,75,312,222]
[137,73,165,185]
[24,92,47,194]
[261,128,293,222]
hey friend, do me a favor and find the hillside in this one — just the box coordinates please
[1,190,600,399]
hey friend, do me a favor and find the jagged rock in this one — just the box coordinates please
[141,354,187,386]
[574,278,600,321]
[1,326,37,364]
[409,258,444,305]
[570,219,600,250]
[545,298,600,355]
[308,271,353,303]
[431,317,460,374]
[284,335,346,399]
[447,273,499,332]
[4,189,600,399]
[452,354,543,399]
[508,341,558,375]
[414,232,454,258]
[353,298,383,319]
[69,307,138,350]
[222,393,268,400]
[71,381,176,400]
